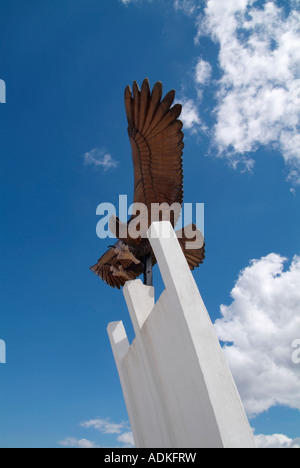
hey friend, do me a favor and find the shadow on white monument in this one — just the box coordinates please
[107,221,255,448]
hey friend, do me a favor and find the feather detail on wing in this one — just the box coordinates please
[90,241,144,289]
[90,225,205,288]
[125,79,184,228]
[176,224,206,271]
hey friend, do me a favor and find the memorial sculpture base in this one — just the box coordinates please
[107,222,255,448]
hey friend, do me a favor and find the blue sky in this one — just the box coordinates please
[0,0,299,448]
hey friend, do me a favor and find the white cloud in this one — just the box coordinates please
[195,0,300,181]
[59,418,135,448]
[214,253,300,417]
[120,0,153,5]
[58,437,99,448]
[117,431,135,448]
[178,58,212,133]
[80,418,127,435]
[195,58,212,85]
[84,149,118,171]
[180,98,202,131]
[76,418,135,448]
[174,0,198,16]
[255,434,300,449]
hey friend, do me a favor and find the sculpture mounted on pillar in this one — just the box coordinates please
[90,79,205,289]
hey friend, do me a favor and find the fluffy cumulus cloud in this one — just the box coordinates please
[195,0,300,181]
[179,58,212,131]
[117,432,135,447]
[255,433,300,449]
[180,98,202,131]
[214,253,300,417]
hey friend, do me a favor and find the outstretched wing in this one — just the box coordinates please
[176,224,206,271]
[90,241,144,289]
[90,225,205,289]
[125,79,184,227]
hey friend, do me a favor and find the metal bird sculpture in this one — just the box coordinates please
[90,79,205,289]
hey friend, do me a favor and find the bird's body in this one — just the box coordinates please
[90,79,205,289]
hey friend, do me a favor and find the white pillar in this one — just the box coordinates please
[107,222,256,448]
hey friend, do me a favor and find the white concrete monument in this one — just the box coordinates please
[107,222,255,448]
